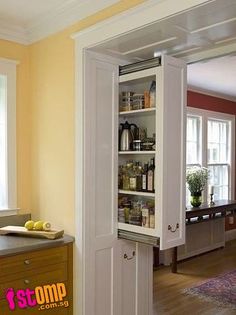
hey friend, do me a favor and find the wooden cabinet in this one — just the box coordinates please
[0,243,73,315]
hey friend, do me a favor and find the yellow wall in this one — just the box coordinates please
[0,40,30,213]
[29,0,146,234]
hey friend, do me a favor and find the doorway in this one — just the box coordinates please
[73,0,236,314]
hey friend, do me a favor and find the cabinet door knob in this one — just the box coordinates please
[24,259,30,265]
[24,279,30,284]
[168,223,179,233]
[124,251,135,260]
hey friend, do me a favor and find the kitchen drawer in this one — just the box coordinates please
[0,262,67,300]
[0,246,67,276]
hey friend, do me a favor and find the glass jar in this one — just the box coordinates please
[129,202,142,226]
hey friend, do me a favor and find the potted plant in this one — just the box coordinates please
[186,166,209,207]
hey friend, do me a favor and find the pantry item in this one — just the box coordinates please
[132,94,144,110]
[120,91,134,112]
[149,209,155,228]
[142,208,150,228]
[144,91,150,108]
[149,80,156,107]
[120,121,138,151]
[132,139,142,151]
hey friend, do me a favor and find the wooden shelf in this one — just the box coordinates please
[118,190,155,197]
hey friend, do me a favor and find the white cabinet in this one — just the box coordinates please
[82,51,186,315]
[118,55,186,250]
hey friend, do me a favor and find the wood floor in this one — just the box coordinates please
[153,240,236,315]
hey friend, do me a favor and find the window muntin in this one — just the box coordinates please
[208,165,228,200]
[186,115,201,165]
[207,118,231,201]
[208,119,229,164]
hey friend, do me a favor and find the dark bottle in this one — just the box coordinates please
[142,163,148,192]
[147,158,155,193]
[136,162,143,192]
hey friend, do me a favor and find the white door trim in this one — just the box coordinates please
[73,1,220,314]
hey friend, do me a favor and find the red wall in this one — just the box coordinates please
[187,90,236,114]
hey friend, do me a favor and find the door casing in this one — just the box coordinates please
[72,1,224,314]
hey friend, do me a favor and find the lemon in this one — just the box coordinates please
[24,220,35,230]
[43,221,51,231]
[34,221,44,231]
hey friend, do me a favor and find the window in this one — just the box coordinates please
[0,59,17,211]
[186,108,235,204]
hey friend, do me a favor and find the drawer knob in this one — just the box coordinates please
[24,259,30,265]
[24,279,30,284]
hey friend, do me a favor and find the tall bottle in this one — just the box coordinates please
[136,162,143,192]
[129,162,137,191]
[142,163,148,192]
[147,158,155,193]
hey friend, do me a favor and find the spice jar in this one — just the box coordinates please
[132,140,142,151]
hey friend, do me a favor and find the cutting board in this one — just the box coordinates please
[0,226,64,240]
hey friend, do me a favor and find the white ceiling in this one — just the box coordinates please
[92,0,236,101]
[188,55,236,101]
[0,0,119,44]
[0,0,236,101]
[0,0,68,26]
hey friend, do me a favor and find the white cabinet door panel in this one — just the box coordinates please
[84,52,152,315]
[157,55,186,250]
[84,51,119,315]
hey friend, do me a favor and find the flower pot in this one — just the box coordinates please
[190,192,202,207]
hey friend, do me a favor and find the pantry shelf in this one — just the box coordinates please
[118,190,155,197]
[118,222,157,237]
[119,151,155,155]
[119,107,156,117]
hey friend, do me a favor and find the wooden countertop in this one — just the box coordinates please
[0,234,74,257]
[186,199,236,219]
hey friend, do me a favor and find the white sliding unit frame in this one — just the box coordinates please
[118,55,186,250]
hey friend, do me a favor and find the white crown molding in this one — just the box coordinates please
[0,20,29,45]
[0,0,120,45]
[28,0,121,43]
[27,0,120,44]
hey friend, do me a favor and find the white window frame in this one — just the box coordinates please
[0,58,18,214]
[187,107,235,202]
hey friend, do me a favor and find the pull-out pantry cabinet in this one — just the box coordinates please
[82,51,186,315]
[117,56,186,250]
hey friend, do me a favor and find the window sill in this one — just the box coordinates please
[0,208,20,217]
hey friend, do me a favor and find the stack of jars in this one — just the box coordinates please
[118,197,155,228]
[119,161,143,191]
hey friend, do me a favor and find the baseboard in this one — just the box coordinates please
[225,229,236,242]
[177,242,225,261]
